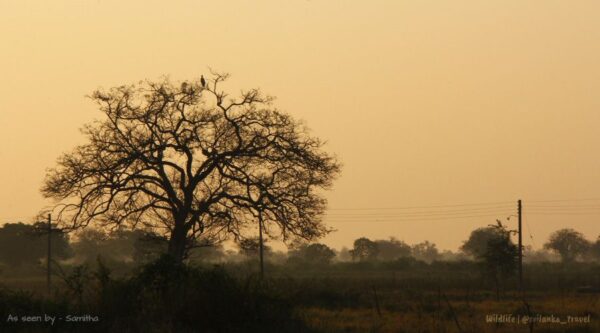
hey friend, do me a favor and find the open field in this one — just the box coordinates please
[1,260,599,332]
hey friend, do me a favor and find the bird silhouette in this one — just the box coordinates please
[200,75,206,88]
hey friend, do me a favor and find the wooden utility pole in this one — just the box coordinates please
[518,199,523,290]
[47,213,52,295]
[258,214,265,279]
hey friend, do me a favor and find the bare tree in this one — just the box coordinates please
[42,72,341,263]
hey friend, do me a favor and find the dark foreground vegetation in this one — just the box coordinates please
[1,257,309,333]
[1,257,599,333]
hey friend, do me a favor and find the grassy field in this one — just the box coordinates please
[1,260,599,332]
[296,292,598,333]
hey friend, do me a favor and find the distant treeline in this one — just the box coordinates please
[0,222,599,275]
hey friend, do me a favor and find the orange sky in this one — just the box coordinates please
[2,0,600,251]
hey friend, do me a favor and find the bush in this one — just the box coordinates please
[1,256,311,332]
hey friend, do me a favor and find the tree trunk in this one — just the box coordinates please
[168,223,188,263]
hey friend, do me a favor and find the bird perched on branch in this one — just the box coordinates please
[200,75,206,88]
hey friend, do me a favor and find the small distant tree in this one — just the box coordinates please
[238,238,272,258]
[461,226,506,258]
[71,229,115,263]
[350,237,378,262]
[544,228,590,263]
[288,243,336,265]
[438,250,469,262]
[375,237,411,261]
[0,222,71,267]
[480,222,519,300]
[411,241,440,263]
[70,227,170,265]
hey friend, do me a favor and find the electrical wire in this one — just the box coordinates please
[524,212,600,216]
[325,213,511,222]
[327,200,515,211]
[328,206,513,215]
[325,201,517,221]
[325,211,515,218]
[527,198,600,203]
[527,204,600,208]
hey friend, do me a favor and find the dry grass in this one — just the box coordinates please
[2,261,600,332]
[297,292,600,333]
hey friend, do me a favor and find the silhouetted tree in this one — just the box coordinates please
[288,243,336,265]
[411,241,440,263]
[238,237,272,258]
[0,222,71,267]
[41,72,341,263]
[350,237,378,261]
[375,237,411,261]
[70,228,169,264]
[544,228,590,263]
[461,226,506,259]
[71,229,110,263]
[480,223,519,300]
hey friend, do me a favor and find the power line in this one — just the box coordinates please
[327,200,515,211]
[325,202,517,221]
[527,210,600,213]
[527,206,600,210]
[527,198,600,203]
[327,206,514,214]
[325,206,515,215]
[525,212,600,216]
[528,204,600,208]
[325,212,515,220]
[527,209,600,212]
[325,213,510,222]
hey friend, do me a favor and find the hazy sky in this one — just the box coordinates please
[2,0,600,251]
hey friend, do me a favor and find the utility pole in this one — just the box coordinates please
[47,213,52,295]
[518,199,523,290]
[258,213,264,279]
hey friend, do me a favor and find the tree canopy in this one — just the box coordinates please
[461,226,507,259]
[411,241,440,263]
[374,238,411,261]
[42,72,341,262]
[544,228,590,263]
[288,242,336,265]
[0,222,71,266]
[350,237,379,262]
